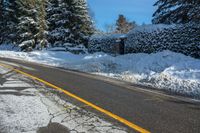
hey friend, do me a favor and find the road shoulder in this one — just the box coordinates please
[0,65,128,133]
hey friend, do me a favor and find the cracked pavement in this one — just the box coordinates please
[0,65,127,133]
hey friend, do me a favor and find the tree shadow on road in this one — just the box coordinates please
[0,91,34,96]
[0,70,17,85]
[0,70,35,96]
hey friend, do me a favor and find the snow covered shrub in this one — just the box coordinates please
[125,23,200,58]
[19,40,35,52]
[88,34,126,54]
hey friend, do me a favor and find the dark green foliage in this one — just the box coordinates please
[15,0,48,51]
[152,0,200,24]
[36,0,48,49]
[0,0,94,50]
[47,0,70,47]
[0,0,4,43]
[125,23,200,58]
[15,0,39,50]
[0,0,17,43]
[65,0,94,46]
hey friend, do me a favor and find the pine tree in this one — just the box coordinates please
[16,0,48,51]
[152,0,200,24]
[7,0,17,43]
[15,0,39,51]
[115,14,136,34]
[0,0,17,43]
[47,0,94,47]
[47,0,70,47]
[65,0,94,46]
[1,0,95,50]
[0,0,4,43]
[36,0,48,49]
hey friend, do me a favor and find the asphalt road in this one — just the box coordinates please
[0,57,200,133]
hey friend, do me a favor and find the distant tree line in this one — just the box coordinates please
[0,0,94,51]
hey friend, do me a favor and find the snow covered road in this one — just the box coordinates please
[0,65,127,133]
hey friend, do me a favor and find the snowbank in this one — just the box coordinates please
[0,50,200,99]
[0,44,20,51]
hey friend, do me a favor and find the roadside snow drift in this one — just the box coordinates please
[0,50,200,98]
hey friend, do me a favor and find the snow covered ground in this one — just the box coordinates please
[0,50,200,99]
[0,64,127,133]
[0,44,20,51]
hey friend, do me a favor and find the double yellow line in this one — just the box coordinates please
[0,62,150,133]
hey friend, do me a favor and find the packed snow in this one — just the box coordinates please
[0,50,200,99]
[0,44,20,51]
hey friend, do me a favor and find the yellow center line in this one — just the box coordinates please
[0,62,150,133]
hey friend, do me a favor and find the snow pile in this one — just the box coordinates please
[0,50,200,98]
[0,44,20,51]
[47,43,88,54]
[125,23,200,58]
[64,43,88,54]
[88,34,126,54]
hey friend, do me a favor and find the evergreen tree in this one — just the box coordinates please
[115,14,136,34]
[0,0,17,43]
[16,0,48,51]
[65,0,94,46]
[152,0,200,24]
[0,0,4,43]
[1,0,95,50]
[36,0,48,49]
[15,0,38,51]
[47,0,70,47]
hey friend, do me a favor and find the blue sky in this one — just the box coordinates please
[88,0,157,31]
